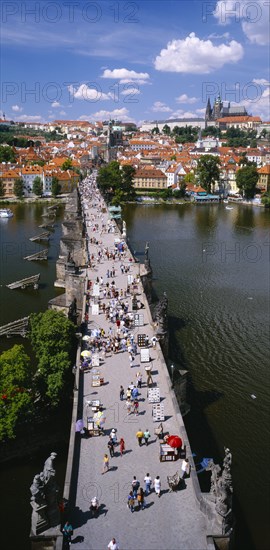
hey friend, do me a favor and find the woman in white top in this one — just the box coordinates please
[153,476,161,497]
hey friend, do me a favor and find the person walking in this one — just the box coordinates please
[181,458,191,479]
[107,437,115,458]
[144,473,152,495]
[136,428,144,446]
[127,491,135,513]
[126,398,132,415]
[136,371,142,388]
[107,537,120,550]
[119,437,125,456]
[102,454,110,474]
[62,521,73,546]
[143,429,151,446]
[131,476,140,497]
[110,428,117,444]
[137,487,145,510]
[154,475,161,497]
[119,385,124,400]
[133,399,139,416]
[131,386,139,399]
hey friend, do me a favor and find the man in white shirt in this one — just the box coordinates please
[108,538,119,550]
[144,473,152,495]
[181,458,190,478]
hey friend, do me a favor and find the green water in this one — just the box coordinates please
[124,202,270,550]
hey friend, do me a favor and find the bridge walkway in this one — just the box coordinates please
[69,189,208,550]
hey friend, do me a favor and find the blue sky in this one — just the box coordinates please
[1,0,269,124]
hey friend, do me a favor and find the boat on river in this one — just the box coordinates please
[0,208,13,218]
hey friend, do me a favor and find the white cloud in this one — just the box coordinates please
[121,87,141,96]
[207,32,230,39]
[252,78,270,87]
[196,108,207,116]
[176,94,198,104]
[154,33,243,74]
[102,68,150,84]
[170,110,200,119]
[59,110,67,115]
[68,84,112,101]
[151,101,172,112]
[11,105,23,112]
[213,1,269,46]
[91,107,132,121]
[119,78,150,85]
[51,101,61,108]
[16,115,43,122]
[239,84,270,120]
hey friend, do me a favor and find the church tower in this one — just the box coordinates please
[205,98,212,122]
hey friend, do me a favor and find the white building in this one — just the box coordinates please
[140,118,205,133]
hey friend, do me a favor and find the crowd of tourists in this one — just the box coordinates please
[63,173,189,549]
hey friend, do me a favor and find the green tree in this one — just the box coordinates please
[236,165,259,199]
[261,191,270,208]
[184,172,196,184]
[51,176,61,197]
[162,124,171,135]
[177,179,187,197]
[151,127,160,134]
[97,161,122,197]
[30,160,45,167]
[0,145,16,163]
[196,155,221,193]
[61,158,73,171]
[29,310,75,406]
[0,180,4,197]
[32,176,43,196]
[0,345,33,441]
[121,165,136,200]
[13,177,24,199]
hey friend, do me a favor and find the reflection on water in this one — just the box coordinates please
[124,202,270,550]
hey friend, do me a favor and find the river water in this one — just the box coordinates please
[0,203,67,549]
[124,202,270,550]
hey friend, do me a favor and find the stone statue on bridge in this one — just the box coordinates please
[30,474,45,506]
[43,452,57,482]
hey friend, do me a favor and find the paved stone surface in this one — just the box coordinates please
[70,184,208,550]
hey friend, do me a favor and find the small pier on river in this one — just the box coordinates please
[29,231,50,242]
[0,317,29,337]
[6,273,40,290]
[24,249,48,261]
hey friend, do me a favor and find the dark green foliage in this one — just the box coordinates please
[0,180,4,197]
[13,177,24,199]
[29,310,75,406]
[196,155,221,193]
[261,191,270,208]
[97,161,135,203]
[162,124,171,135]
[51,176,61,197]
[61,159,73,171]
[0,345,34,440]
[236,166,259,199]
[0,145,16,163]
[32,176,43,196]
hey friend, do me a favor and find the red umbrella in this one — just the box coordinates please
[167,435,182,448]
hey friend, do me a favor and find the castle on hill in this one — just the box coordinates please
[205,95,248,125]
